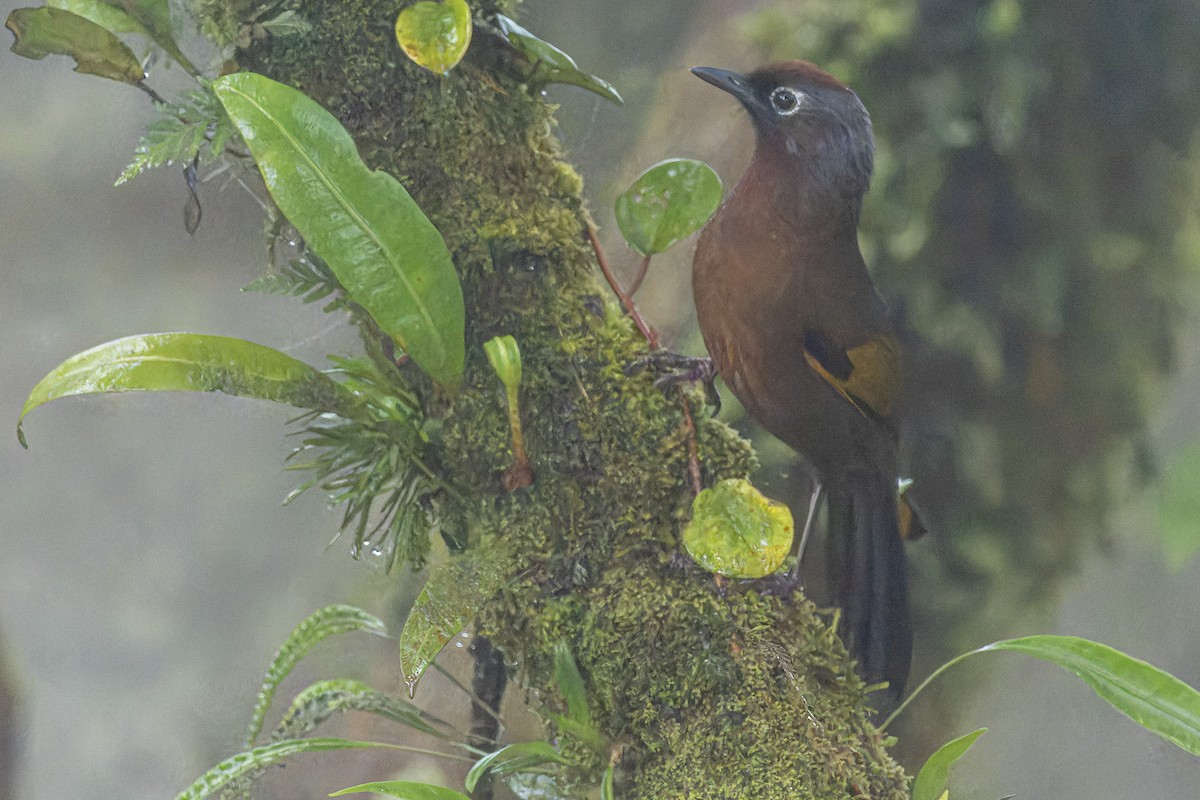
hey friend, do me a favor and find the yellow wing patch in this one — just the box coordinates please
[803,334,901,420]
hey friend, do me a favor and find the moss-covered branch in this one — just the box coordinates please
[206,1,908,796]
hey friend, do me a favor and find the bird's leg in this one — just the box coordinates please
[758,479,823,597]
[626,350,721,415]
[793,481,823,567]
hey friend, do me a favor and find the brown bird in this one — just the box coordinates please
[691,61,912,697]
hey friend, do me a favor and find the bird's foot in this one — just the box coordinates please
[627,350,721,414]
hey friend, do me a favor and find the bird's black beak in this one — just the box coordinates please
[691,66,755,105]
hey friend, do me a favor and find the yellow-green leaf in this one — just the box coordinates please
[213,72,465,390]
[5,6,143,83]
[395,0,472,75]
[912,728,985,800]
[483,334,522,390]
[682,478,793,578]
[17,333,362,447]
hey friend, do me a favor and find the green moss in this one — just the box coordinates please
[218,1,909,795]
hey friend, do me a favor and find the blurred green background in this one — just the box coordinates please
[3,0,1200,797]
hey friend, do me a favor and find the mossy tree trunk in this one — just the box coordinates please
[210,1,908,796]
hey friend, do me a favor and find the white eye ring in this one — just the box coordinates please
[769,87,803,116]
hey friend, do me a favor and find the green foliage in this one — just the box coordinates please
[888,635,1200,758]
[615,158,723,256]
[332,781,471,800]
[911,728,986,800]
[285,356,440,572]
[48,0,149,35]
[174,737,399,800]
[465,741,573,793]
[213,71,467,390]
[244,604,388,746]
[272,678,451,742]
[16,332,363,447]
[399,549,515,691]
[5,6,144,83]
[494,14,623,105]
[551,640,606,753]
[116,85,236,185]
[99,0,197,73]
[242,253,344,309]
[483,334,522,391]
[682,478,794,579]
[395,0,472,76]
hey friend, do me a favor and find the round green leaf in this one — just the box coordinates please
[17,333,362,447]
[213,73,465,390]
[682,478,793,578]
[615,158,723,256]
[395,0,472,75]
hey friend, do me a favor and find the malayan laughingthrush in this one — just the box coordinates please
[690,61,913,697]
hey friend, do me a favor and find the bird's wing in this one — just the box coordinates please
[802,327,901,422]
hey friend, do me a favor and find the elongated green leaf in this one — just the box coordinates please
[332,781,471,800]
[682,478,793,578]
[48,0,148,34]
[213,72,465,389]
[175,738,396,800]
[17,333,362,447]
[616,159,723,256]
[552,640,591,728]
[395,0,472,76]
[5,6,143,83]
[272,678,447,741]
[399,551,513,693]
[494,14,622,105]
[465,741,571,792]
[97,0,196,72]
[600,764,614,800]
[912,728,986,800]
[245,605,387,746]
[983,636,1200,755]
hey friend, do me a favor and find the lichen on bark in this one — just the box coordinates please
[216,0,910,796]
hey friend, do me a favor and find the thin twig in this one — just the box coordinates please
[627,253,652,296]
[679,393,703,495]
[585,221,703,494]
[585,222,659,348]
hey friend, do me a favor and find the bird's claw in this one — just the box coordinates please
[627,350,721,415]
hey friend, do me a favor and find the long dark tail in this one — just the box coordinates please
[826,472,912,699]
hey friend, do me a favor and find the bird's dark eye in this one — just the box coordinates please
[769,87,802,116]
